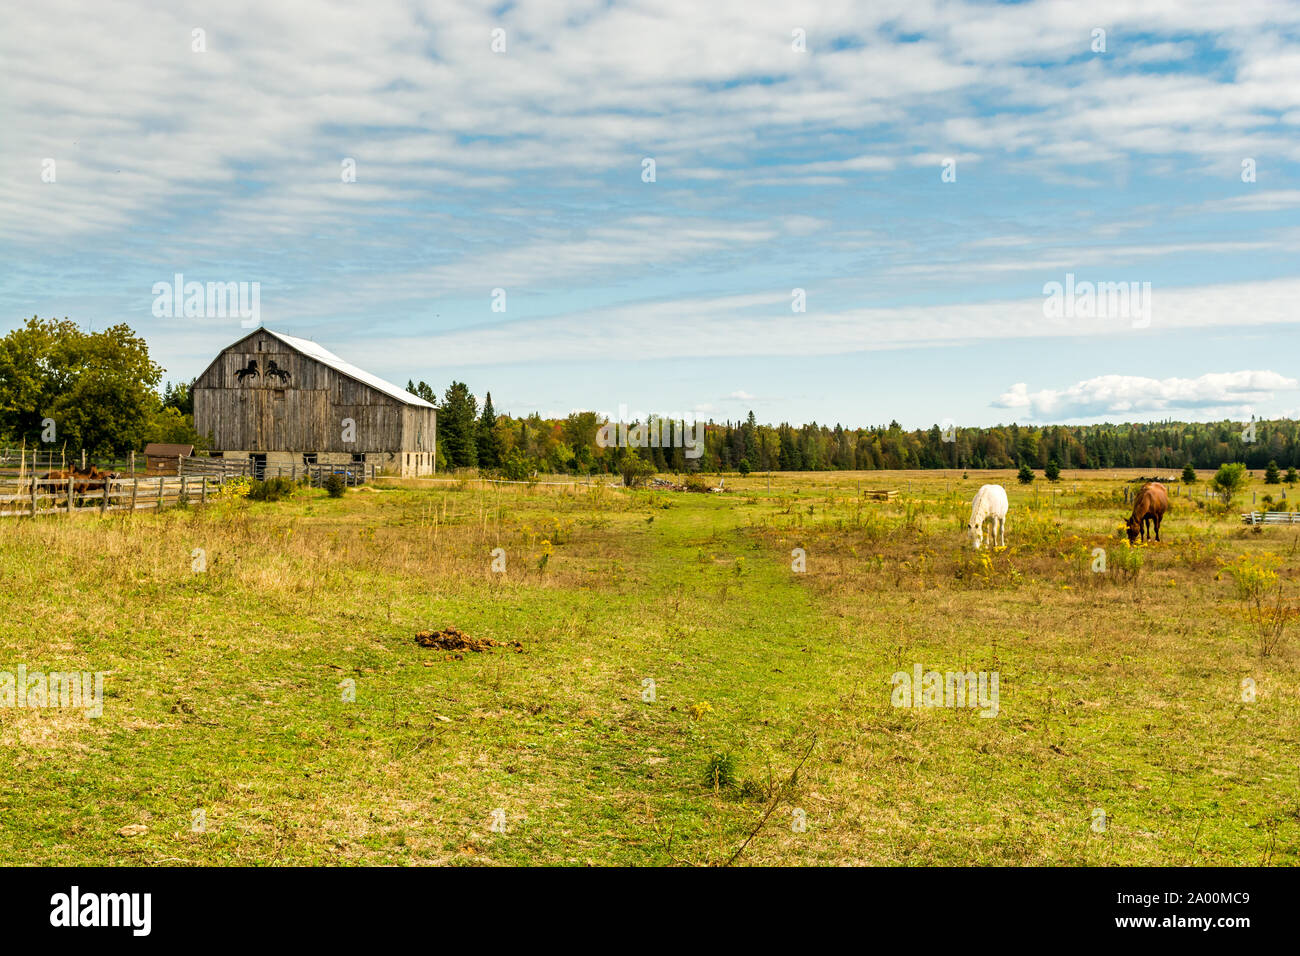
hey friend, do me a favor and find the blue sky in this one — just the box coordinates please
[2,0,1299,428]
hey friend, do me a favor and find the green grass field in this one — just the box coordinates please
[2,468,1297,865]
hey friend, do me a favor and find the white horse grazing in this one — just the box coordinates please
[968,484,1009,549]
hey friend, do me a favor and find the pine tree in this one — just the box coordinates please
[1182,461,1197,484]
[439,382,478,468]
[1264,459,1281,484]
[1044,458,1060,482]
[1017,462,1034,484]
[476,392,502,469]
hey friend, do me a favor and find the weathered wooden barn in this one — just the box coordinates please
[193,329,436,477]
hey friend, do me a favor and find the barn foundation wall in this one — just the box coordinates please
[213,449,435,478]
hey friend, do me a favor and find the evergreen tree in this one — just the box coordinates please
[1044,458,1061,482]
[476,392,502,469]
[161,379,194,416]
[439,382,478,468]
[1264,459,1281,484]
[1182,461,1197,484]
[1017,463,1034,484]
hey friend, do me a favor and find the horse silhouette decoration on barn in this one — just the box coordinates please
[233,358,291,385]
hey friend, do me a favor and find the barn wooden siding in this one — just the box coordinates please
[193,329,436,473]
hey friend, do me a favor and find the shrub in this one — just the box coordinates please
[1108,542,1143,582]
[1017,463,1034,484]
[619,450,655,488]
[1264,460,1281,484]
[1287,467,1298,485]
[683,474,709,493]
[703,752,739,792]
[211,476,251,501]
[501,450,530,482]
[323,473,347,498]
[1219,553,1291,656]
[1044,459,1061,482]
[246,476,296,502]
[1210,462,1248,503]
[1182,462,1197,484]
[738,459,751,476]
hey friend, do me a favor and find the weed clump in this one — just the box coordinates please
[703,752,739,792]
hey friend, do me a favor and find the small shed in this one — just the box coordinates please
[143,443,193,475]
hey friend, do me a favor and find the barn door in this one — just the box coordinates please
[251,454,267,481]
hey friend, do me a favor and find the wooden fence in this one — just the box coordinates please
[177,456,375,487]
[176,456,252,480]
[1241,511,1300,525]
[0,475,214,518]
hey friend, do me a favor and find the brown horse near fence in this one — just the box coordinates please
[1126,481,1169,543]
[40,466,119,504]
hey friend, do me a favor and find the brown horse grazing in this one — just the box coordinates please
[1126,481,1169,543]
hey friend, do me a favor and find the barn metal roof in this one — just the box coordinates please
[262,329,435,409]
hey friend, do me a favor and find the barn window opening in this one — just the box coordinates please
[302,453,317,466]
[351,453,365,463]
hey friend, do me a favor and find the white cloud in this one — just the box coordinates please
[1203,190,1300,213]
[355,276,1300,368]
[5,0,1300,246]
[993,371,1300,421]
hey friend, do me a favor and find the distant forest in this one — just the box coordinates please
[3,315,1291,475]
[406,379,1300,477]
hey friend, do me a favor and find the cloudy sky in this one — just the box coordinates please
[2,0,1298,427]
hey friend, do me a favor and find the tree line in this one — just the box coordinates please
[410,377,1300,477]
[3,318,1296,476]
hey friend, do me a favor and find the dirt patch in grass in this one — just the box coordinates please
[415,626,523,656]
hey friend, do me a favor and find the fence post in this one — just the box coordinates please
[131,477,139,512]
[31,476,38,517]
[67,477,73,515]
[100,477,109,515]
[157,477,164,510]
[202,476,208,505]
